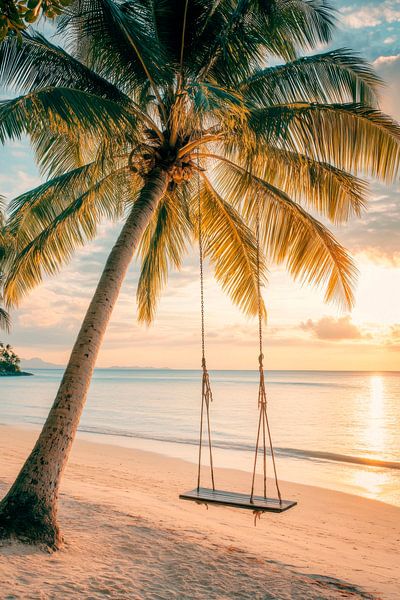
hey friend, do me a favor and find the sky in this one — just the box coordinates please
[0,1,400,370]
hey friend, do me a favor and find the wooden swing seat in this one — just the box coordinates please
[179,487,297,513]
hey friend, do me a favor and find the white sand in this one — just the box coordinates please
[0,424,399,599]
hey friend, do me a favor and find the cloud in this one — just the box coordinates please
[300,316,369,341]
[385,323,400,350]
[341,2,400,29]
[389,324,400,338]
[0,169,41,201]
[334,184,400,264]
[332,1,400,62]
[372,53,400,116]
[374,53,400,65]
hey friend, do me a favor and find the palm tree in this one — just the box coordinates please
[0,0,399,549]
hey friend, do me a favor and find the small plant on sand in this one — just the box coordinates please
[0,0,400,549]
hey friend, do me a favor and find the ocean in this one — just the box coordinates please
[1,368,399,507]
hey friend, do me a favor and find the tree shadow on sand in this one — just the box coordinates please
[0,493,377,600]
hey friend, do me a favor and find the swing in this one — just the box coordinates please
[179,164,297,516]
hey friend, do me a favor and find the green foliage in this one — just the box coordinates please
[0,0,399,323]
[0,0,72,42]
[0,342,20,373]
[0,197,10,331]
[0,304,9,331]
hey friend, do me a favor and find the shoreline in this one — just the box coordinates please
[0,371,33,377]
[0,424,399,598]
[3,420,400,510]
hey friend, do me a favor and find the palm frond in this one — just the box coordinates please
[4,168,133,306]
[0,31,129,103]
[0,307,10,332]
[1,32,158,139]
[151,0,210,71]
[183,81,248,141]
[30,128,95,179]
[197,174,266,318]
[260,0,337,51]
[199,0,337,82]
[0,195,5,222]
[0,201,10,332]
[7,160,129,247]
[242,49,382,106]
[234,171,357,309]
[198,0,269,82]
[248,102,400,181]
[137,186,191,324]
[0,87,136,144]
[211,149,367,224]
[30,123,134,179]
[58,0,171,97]
[0,195,7,261]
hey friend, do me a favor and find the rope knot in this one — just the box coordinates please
[258,353,264,368]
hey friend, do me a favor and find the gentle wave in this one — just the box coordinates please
[276,448,400,470]
[76,425,400,471]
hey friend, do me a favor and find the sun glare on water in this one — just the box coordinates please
[361,375,386,458]
[350,375,392,501]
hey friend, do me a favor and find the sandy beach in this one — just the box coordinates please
[0,424,399,599]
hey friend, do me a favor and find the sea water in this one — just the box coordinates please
[1,369,399,506]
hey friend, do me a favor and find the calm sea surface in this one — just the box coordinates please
[1,369,399,506]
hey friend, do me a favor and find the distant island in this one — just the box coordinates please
[0,371,33,377]
[0,343,33,376]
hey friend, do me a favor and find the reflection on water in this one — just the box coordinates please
[350,375,390,502]
[364,375,386,456]
[351,467,393,502]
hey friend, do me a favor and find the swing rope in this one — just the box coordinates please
[194,152,282,505]
[196,147,215,492]
[250,192,282,505]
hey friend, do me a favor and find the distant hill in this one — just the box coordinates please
[20,357,64,369]
[20,358,167,370]
[106,366,170,370]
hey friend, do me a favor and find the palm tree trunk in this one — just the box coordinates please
[0,168,168,550]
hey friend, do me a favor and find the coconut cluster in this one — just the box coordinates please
[128,130,198,184]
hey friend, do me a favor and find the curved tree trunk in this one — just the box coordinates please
[0,168,168,550]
